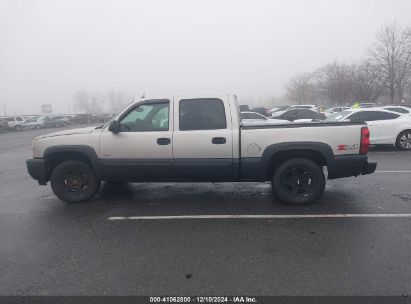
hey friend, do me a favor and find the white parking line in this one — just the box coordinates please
[375,170,411,173]
[107,214,411,221]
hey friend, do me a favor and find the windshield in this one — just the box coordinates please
[325,110,352,122]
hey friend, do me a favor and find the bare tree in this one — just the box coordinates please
[89,93,105,114]
[285,73,314,105]
[73,90,90,113]
[314,62,355,106]
[352,62,385,103]
[367,23,411,103]
[107,90,131,113]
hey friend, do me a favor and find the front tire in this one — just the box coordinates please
[396,130,411,150]
[272,158,325,205]
[50,160,100,203]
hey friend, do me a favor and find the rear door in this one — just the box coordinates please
[172,97,234,181]
[372,111,401,144]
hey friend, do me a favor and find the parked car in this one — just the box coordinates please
[2,116,26,130]
[270,108,325,122]
[36,116,68,128]
[27,96,376,205]
[52,115,70,125]
[24,117,40,129]
[241,111,289,125]
[251,107,270,117]
[325,108,411,150]
[269,104,319,116]
[324,106,351,117]
[72,114,92,124]
[269,105,291,114]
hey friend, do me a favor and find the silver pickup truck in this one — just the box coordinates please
[27,96,376,204]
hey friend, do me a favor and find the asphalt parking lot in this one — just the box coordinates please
[1,127,411,296]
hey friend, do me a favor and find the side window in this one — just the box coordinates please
[282,110,296,120]
[119,102,169,132]
[179,98,227,131]
[241,113,250,120]
[249,113,265,120]
[386,107,408,114]
[377,111,400,120]
[297,109,315,119]
[348,111,379,122]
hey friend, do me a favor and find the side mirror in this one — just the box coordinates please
[108,120,120,133]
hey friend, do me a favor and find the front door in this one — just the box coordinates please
[172,98,234,181]
[99,99,174,181]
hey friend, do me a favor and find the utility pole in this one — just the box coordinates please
[2,103,6,116]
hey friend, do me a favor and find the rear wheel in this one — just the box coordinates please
[396,130,411,150]
[50,160,100,203]
[272,158,325,205]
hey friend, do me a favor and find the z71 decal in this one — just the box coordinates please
[337,144,359,151]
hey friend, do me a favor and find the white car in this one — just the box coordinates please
[2,116,26,130]
[269,104,319,115]
[324,107,351,117]
[326,108,411,150]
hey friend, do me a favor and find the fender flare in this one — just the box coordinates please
[260,142,336,178]
[43,145,102,178]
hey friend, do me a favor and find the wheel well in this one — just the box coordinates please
[397,129,411,138]
[265,149,327,180]
[45,152,94,179]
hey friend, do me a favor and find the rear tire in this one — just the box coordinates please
[272,158,325,205]
[50,160,100,203]
[396,130,411,150]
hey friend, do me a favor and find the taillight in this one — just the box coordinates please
[360,127,370,154]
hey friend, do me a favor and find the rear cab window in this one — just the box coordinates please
[179,98,227,131]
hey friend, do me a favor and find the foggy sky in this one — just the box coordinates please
[1,0,411,114]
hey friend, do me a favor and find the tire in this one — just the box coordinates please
[15,125,22,131]
[396,130,411,150]
[50,160,100,203]
[35,124,41,129]
[272,158,325,205]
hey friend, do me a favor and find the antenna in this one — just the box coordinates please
[140,92,146,98]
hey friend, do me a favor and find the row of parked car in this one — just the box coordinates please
[240,103,411,150]
[0,114,114,132]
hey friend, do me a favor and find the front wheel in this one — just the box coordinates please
[50,160,100,203]
[396,130,411,150]
[272,158,325,205]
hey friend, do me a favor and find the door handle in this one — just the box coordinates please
[212,137,226,144]
[157,138,171,145]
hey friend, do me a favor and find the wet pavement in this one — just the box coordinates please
[1,127,411,295]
